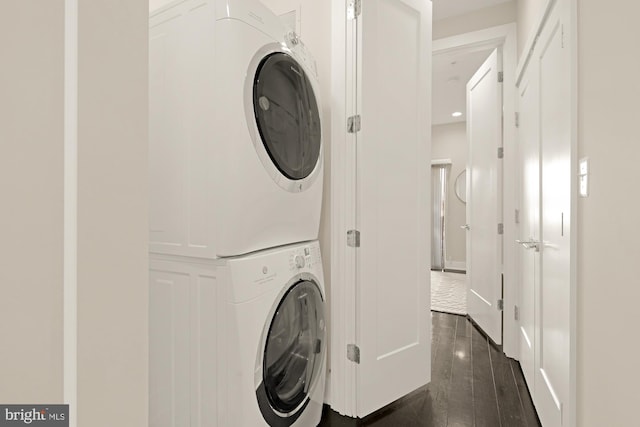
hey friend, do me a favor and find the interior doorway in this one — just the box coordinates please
[430,47,496,318]
[431,23,518,357]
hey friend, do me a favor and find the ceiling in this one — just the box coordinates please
[432,48,494,126]
[432,0,512,21]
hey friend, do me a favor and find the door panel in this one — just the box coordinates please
[466,49,503,344]
[537,9,571,427]
[517,68,539,390]
[356,0,431,416]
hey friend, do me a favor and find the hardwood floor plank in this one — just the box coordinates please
[489,343,526,426]
[423,313,457,426]
[510,359,542,427]
[455,316,472,339]
[446,317,474,427]
[432,311,457,333]
[471,325,501,427]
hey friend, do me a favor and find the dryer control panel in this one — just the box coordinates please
[289,244,321,271]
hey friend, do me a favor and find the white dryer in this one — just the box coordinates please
[149,0,323,258]
[149,241,327,427]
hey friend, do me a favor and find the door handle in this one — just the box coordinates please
[461,224,470,230]
[516,239,541,252]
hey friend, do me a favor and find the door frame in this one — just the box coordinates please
[328,0,358,416]
[433,23,519,358]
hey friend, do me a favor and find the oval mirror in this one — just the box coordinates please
[454,169,467,204]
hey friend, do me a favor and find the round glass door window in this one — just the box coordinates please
[261,280,325,417]
[253,53,322,181]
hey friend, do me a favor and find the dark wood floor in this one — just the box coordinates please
[322,312,541,427]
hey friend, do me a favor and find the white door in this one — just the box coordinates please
[355,0,431,417]
[466,49,503,344]
[517,64,539,389]
[517,4,572,426]
[535,5,571,426]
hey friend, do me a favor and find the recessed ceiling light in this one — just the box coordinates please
[452,111,463,118]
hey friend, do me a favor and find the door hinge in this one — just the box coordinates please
[347,0,361,20]
[514,305,520,321]
[347,115,361,133]
[497,147,504,159]
[498,71,504,83]
[347,229,360,247]
[515,209,520,224]
[497,299,504,311]
[561,24,565,48]
[347,344,360,363]
[498,223,504,235]
[515,112,520,128]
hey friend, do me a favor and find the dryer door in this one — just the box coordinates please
[251,52,322,191]
[256,279,325,426]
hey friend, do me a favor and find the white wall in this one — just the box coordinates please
[431,123,467,269]
[576,0,640,425]
[76,1,149,425]
[0,0,65,402]
[433,0,516,40]
[1,0,148,423]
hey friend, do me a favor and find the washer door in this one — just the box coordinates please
[256,279,325,426]
[252,52,322,189]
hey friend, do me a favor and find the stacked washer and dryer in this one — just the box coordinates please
[148,0,326,426]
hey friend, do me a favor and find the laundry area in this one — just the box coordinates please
[3,0,640,427]
[147,1,327,425]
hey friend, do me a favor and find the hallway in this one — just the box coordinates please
[353,313,541,426]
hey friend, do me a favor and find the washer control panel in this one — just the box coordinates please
[289,244,321,271]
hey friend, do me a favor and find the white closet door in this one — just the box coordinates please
[355,0,431,417]
[517,2,573,426]
[535,4,571,426]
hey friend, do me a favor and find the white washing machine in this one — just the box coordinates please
[149,241,326,426]
[149,0,324,258]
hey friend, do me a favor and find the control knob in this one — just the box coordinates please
[294,255,306,269]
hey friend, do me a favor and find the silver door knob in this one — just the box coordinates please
[461,224,470,230]
[516,239,541,252]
